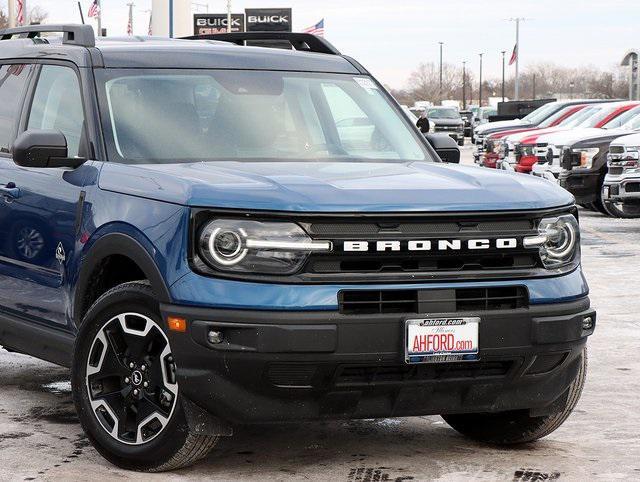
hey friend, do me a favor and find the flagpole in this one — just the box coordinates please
[127,2,134,36]
[508,17,526,100]
[515,18,520,100]
[8,0,15,28]
[226,0,232,33]
[97,0,102,36]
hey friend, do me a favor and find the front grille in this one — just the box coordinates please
[338,286,528,314]
[609,145,625,154]
[626,183,640,193]
[308,220,533,237]
[335,361,513,385]
[609,166,624,176]
[298,214,550,281]
[310,252,538,275]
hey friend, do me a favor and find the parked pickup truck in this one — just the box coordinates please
[598,133,640,217]
[532,102,640,182]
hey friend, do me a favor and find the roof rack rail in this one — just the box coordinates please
[0,24,95,47]
[183,32,341,55]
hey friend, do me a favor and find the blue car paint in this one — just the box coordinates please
[0,152,585,335]
[169,268,589,311]
[98,160,574,212]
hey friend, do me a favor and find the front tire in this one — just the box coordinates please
[442,348,587,445]
[71,281,218,471]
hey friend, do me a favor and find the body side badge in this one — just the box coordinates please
[56,242,66,264]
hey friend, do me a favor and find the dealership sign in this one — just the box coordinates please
[194,8,292,36]
[245,8,292,32]
[193,14,245,35]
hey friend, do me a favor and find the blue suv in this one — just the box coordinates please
[0,26,595,471]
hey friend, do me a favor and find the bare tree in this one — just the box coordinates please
[0,4,49,28]
[0,6,8,30]
[29,5,48,25]
[401,61,630,106]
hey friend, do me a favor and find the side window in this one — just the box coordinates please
[28,65,85,157]
[0,64,32,153]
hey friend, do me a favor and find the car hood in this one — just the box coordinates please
[475,119,527,134]
[610,132,640,148]
[98,161,574,212]
[536,128,606,146]
[432,118,463,126]
[570,128,638,148]
[506,126,570,144]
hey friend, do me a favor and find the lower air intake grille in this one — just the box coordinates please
[266,363,318,388]
[626,183,640,193]
[336,361,513,385]
[608,166,624,176]
[338,286,528,315]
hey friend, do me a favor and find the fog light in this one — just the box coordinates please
[208,330,224,344]
[582,316,594,330]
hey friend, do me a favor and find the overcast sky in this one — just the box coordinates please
[5,0,640,88]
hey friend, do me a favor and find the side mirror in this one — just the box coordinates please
[424,133,461,163]
[12,129,85,169]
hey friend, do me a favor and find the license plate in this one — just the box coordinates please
[405,317,479,364]
[603,186,610,198]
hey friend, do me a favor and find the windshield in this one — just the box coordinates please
[604,105,640,129]
[96,69,430,164]
[538,105,578,128]
[522,102,559,124]
[621,110,640,130]
[560,107,597,127]
[578,105,621,128]
[427,108,460,119]
[480,108,497,119]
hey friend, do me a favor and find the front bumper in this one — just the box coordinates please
[602,173,640,201]
[559,169,602,204]
[162,297,595,424]
[434,130,464,142]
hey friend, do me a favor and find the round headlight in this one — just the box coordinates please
[536,215,580,268]
[197,219,331,275]
[207,227,248,266]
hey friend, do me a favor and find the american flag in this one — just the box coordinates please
[88,0,100,18]
[16,0,25,26]
[148,12,152,36]
[127,17,132,35]
[302,19,324,37]
[508,43,518,66]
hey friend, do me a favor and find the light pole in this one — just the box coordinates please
[479,53,484,107]
[462,61,467,109]
[501,50,506,102]
[439,42,444,104]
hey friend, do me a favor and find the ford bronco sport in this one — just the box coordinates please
[0,25,595,472]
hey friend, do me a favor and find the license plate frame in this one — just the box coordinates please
[404,316,480,364]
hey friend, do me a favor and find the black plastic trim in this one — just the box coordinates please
[0,310,74,367]
[73,233,171,326]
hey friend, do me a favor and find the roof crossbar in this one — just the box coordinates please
[0,24,95,47]
[183,32,341,55]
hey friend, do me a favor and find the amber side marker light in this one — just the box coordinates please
[167,316,187,332]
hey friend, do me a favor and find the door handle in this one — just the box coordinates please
[0,182,21,200]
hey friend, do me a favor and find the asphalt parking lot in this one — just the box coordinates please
[1,145,639,481]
